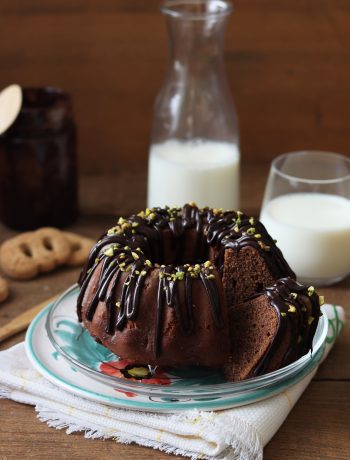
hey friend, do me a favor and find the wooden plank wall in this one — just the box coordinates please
[0,0,349,173]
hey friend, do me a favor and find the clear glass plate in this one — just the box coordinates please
[44,284,328,402]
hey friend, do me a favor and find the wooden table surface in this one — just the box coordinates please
[0,164,349,459]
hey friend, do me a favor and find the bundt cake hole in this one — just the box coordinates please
[150,228,211,267]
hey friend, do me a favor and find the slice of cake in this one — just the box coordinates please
[224,277,322,381]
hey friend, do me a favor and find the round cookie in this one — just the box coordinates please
[0,227,71,280]
[0,276,9,303]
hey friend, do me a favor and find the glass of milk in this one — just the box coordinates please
[260,151,350,286]
[147,1,240,210]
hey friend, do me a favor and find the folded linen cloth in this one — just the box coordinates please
[0,304,345,460]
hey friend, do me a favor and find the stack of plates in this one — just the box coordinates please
[25,284,328,412]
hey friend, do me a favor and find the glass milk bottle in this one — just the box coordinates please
[147,0,240,210]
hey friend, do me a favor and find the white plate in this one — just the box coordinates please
[25,287,328,412]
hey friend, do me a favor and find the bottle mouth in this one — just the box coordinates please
[161,0,233,20]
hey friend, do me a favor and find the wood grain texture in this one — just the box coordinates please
[0,0,349,174]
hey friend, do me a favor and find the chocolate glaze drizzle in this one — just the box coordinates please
[77,204,296,361]
[251,277,321,376]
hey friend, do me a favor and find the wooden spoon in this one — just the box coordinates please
[0,295,58,343]
[0,84,22,135]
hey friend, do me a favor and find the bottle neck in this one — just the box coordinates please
[166,16,227,68]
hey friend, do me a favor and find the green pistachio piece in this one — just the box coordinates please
[104,247,114,257]
[128,367,150,378]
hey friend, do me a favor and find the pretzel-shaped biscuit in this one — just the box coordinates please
[63,232,94,267]
[0,227,71,280]
[0,276,9,303]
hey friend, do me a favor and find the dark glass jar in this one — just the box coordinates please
[0,87,78,230]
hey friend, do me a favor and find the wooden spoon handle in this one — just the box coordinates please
[0,295,58,343]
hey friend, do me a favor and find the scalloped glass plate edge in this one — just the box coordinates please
[25,303,326,412]
[44,284,328,399]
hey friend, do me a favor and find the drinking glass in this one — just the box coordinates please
[260,151,350,286]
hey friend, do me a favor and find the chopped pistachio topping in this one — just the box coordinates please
[213,208,223,215]
[206,274,216,280]
[308,316,315,325]
[246,227,255,236]
[175,271,185,280]
[107,227,117,235]
[281,312,287,317]
[104,247,114,257]
[132,222,139,228]
[131,251,139,260]
[254,233,262,239]
[249,216,255,225]
[204,260,212,268]
[319,295,325,306]
[137,210,146,218]
[290,292,298,300]
[118,217,126,225]
[159,272,164,279]
[94,257,100,264]
[140,270,147,277]
[308,286,315,296]
[145,259,152,267]
[288,305,297,313]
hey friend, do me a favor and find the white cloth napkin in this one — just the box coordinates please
[0,304,345,460]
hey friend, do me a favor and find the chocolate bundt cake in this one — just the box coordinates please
[77,204,321,379]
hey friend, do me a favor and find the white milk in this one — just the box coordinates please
[260,193,350,283]
[147,139,240,209]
